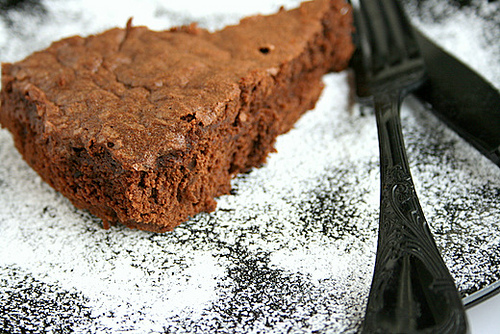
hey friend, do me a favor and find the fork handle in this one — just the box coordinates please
[362,91,469,333]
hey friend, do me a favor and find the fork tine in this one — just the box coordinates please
[358,0,420,72]
[381,0,407,61]
[352,0,425,95]
[381,0,421,59]
[359,0,389,72]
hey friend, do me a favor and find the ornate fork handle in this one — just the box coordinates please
[362,92,468,333]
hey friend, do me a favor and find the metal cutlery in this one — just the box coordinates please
[350,0,469,332]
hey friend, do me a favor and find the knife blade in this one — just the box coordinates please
[413,28,500,167]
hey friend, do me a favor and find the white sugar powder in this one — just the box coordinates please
[0,1,499,333]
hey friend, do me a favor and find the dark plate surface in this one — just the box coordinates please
[0,0,499,333]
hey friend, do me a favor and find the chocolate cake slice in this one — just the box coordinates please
[0,0,354,232]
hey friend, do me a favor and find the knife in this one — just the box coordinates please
[413,28,500,167]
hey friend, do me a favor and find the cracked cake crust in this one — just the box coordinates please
[0,0,354,232]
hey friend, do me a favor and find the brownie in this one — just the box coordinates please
[0,0,354,232]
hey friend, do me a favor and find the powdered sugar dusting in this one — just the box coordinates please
[0,0,500,333]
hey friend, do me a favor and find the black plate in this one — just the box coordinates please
[0,1,499,332]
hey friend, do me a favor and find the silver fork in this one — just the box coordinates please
[350,0,469,333]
